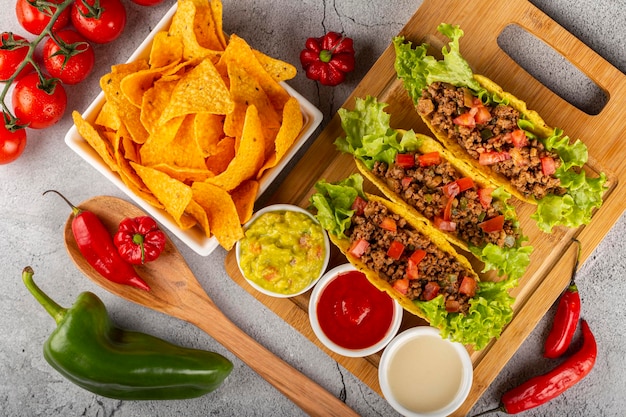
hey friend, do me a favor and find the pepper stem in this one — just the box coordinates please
[43,189,81,217]
[22,266,67,324]
[133,233,146,264]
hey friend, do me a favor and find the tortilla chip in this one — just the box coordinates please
[151,163,214,184]
[231,179,259,223]
[253,50,297,82]
[185,199,211,237]
[158,58,234,123]
[169,0,223,61]
[205,136,235,174]
[131,162,193,227]
[94,101,122,131]
[149,31,184,68]
[194,112,225,157]
[120,59,181,108]
[206,105,265,191]
[72,111,118,172]
[209,0,227,48]
[141,115,206,169]
[258,96,302,176]
[218,34,291,110]
[140,77,179,134]
[191,181,244,250]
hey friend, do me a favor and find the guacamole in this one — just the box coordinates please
[239,210,327,295]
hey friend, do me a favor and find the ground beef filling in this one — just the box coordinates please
[417,82,563,200]
[372,159,519,248]
[347,200,475,314]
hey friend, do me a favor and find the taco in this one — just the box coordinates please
[334,96,532,280]
[393,24,607,233]
[310,173,516,350]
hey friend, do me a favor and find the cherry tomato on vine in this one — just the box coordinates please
[130,0,165,5]
[0,32,34,81]
[15,0,70,35]
[12,73,67,129]
[43,29,95,85]
[0,114,27,164]
[71,0,127,44]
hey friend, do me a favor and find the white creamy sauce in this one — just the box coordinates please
[386,334,464,413]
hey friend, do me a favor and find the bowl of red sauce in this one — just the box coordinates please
[308,263,403,357]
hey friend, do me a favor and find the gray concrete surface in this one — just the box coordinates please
[1,0,625,416]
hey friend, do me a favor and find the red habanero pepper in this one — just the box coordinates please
[114,216,166,265]
[472,319,597,416]
[44,190,150,291]
[544,239,582,359]
[300,31,355,86]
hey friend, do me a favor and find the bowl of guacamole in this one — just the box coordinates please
[236,204,330,298]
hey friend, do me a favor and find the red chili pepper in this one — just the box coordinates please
[544,239,581,358]
[299,31,355,86]
[472,319,597,416]
[114,216,166,265]
[44,190,150,291]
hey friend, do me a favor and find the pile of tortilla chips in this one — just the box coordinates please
[72,0,303,251]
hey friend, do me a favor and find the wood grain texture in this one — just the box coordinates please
[63,196,359,417]
[225,0,626,415]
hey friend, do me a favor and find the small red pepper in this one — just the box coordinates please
[544,239,581,359]
[45,190,150,291]
[472,319,597,416]
[114,216,166,265]
[300,31,355,86]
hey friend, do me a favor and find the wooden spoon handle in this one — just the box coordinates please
[184,291,358,417]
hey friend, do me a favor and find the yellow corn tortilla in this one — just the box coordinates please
[328,193,478,320]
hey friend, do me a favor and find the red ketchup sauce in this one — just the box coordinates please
[316,270,395,350]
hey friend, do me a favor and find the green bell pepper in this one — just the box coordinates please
[22,266,233,400]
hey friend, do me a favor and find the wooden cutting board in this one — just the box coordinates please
[225,0,626,415]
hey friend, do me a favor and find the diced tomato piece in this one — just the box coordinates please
[541,156,556,176]
[395,153,415,168]
[393,278,409,295]
[348,238,369,258]
[445,299,461,313]
[456,177,475,192]
[477,188,493,209]
[479,151,511,165]
[406,259,419,279]
[473,105,492,124]
[351,196,368,216]
[417,151,441,167]
[409,249,427,265]
[510,129,529,148]
[401,176,413,189]
[459,276,478,297]
[442,181,460,198]
[380,217,397,232]
[443,197,455,221]
[422,281,440,301]
[434,216,457,232]
[453,112,476,128]
[479,215,505,233]
[387,240,405,260]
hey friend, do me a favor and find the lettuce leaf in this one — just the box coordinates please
[393,24,489,103]
[416,277,517,350]
[335,96,420,169]
[310,174,365,239]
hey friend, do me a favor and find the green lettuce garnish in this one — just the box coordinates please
[393,23,607,233]
[309,174,365,239]
[416,277,516,350]
[310,175,516,350]
[335,96,420,169]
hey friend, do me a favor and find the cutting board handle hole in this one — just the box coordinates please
[497,24,608,116]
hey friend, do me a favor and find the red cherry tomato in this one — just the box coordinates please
[12,73,67,129]
[71,0,127,44]
[43,29,95,85]
[130,0,165,5]
[0,114,27,164]
[15,0,70,35]
[0,32,34,81]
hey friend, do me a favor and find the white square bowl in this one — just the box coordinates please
[64,4,323,256]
